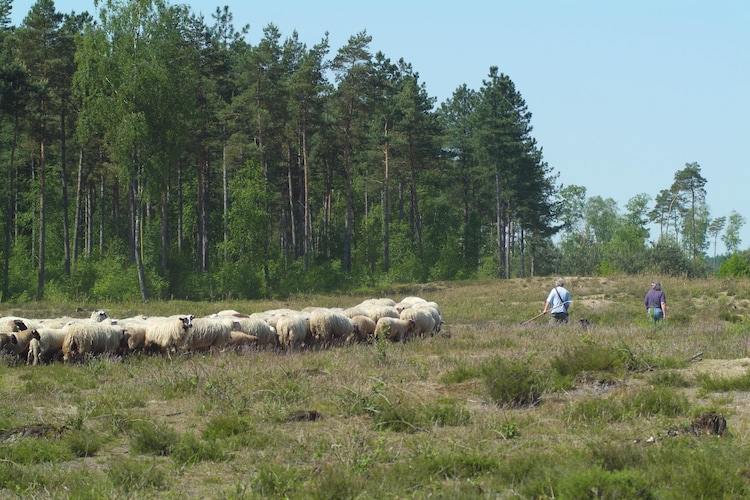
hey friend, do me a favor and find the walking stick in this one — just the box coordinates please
[520,311,545,325]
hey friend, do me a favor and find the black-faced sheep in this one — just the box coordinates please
[61,322,126,363]
[3,329,42,358]
[143,315,194,355]
[0,316,33,333]
[374,317,416,342]
[276,314,310,349]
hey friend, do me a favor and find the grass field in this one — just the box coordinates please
[2,275,750,498]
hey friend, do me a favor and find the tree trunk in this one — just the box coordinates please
[407,131,422,255]
[161,188,168,270]
[223,143,228,262]
[383,121,390,272]
[99,175,104,256]
[60,109,71,277]
[38,136,46,300]
[3,112,19,300]
[73,149,83,263]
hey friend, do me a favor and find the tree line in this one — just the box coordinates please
[0,0,746,303]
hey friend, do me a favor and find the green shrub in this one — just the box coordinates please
[697,369,750,392]
[551,341,624,378]
[107,456,169,493]
[171,433,227,465]
[481,357,548,407]
[67,429,103,457]
[440,361,482,384]
[129,420,179,456]
[417,452,499,479]
[0,436,72,464]
[554,467,655,500]
[202,414,253,440]
[251,463,305,498]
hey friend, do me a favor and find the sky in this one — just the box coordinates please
[9,0,750,252]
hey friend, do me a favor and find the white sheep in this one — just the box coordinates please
[362,305,400,324]
[116,317,149,353]
[399,306,436,338]
[90,310,110,322]
[143,315,194,354]
[357,298,397,308]
[28,327,67,365]
[309,309,354,344]
[234,316,278,347]
[276,314,310,349]
[183,317,234,351]
[374,317,416,342]
[0,316,37,333]
[225,330,258,348]
[349,315,376,342]
[61,322,126,362]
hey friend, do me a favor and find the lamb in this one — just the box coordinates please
[309,309,354,344]
[27,327,67,365]
[61,322,126,363]
[374,317,416,342]
[183,316,234,351]
[234,316,278,347]
[276,314,311,349]
[349,315,376,342]
[143,315,194,354]
[399,306,436,338]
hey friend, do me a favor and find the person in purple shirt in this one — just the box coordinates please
[644,281,667,323]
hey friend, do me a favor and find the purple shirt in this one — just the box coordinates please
[644,289,666,309]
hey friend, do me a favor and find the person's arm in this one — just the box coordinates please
[661,296,666,318]
[542,301,551,314]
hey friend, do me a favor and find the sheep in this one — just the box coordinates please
[27,327,67,365]
[38,316,79,329]
[276,314,311,349]
[225,330,258,348]
[3,329,42,358]
[214,309,250,318]
[309,309,354,344]
[362,305,400,324]
[116,317,149,353]
[357,298,397,308]
[399,306,436,338]
[183,317,234,351]
[234,316,278,347]
[374,317,416,343]
[143,315,194,355]
[90,310,110,322]
[27,337,40,365]
[0,316,36,333]
[61,322,126,363]
[349,315,376,343]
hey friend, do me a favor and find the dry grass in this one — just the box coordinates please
[2,275,750,497]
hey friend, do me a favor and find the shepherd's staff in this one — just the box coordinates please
[519,311,545,325]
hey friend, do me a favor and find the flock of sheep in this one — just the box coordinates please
[0,296,444,365]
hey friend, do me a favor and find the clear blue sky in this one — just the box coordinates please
[10,0,750,252]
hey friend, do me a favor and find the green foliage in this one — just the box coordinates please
[551,341,624,378]
[696,368,750,392]
[67,429,103,457]
[570,387,690,424]
[0,436,73,464]
[440,360,483,384]
[717,253,750,278]
[106,456,169,493]
[481,356,549,407]
[171,433,227,465]
[129,420,179,456]
[251,462,305,498]
[554,467,655,500]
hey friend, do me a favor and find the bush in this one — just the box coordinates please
[481,357,549,407]
[129,420,179,456]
